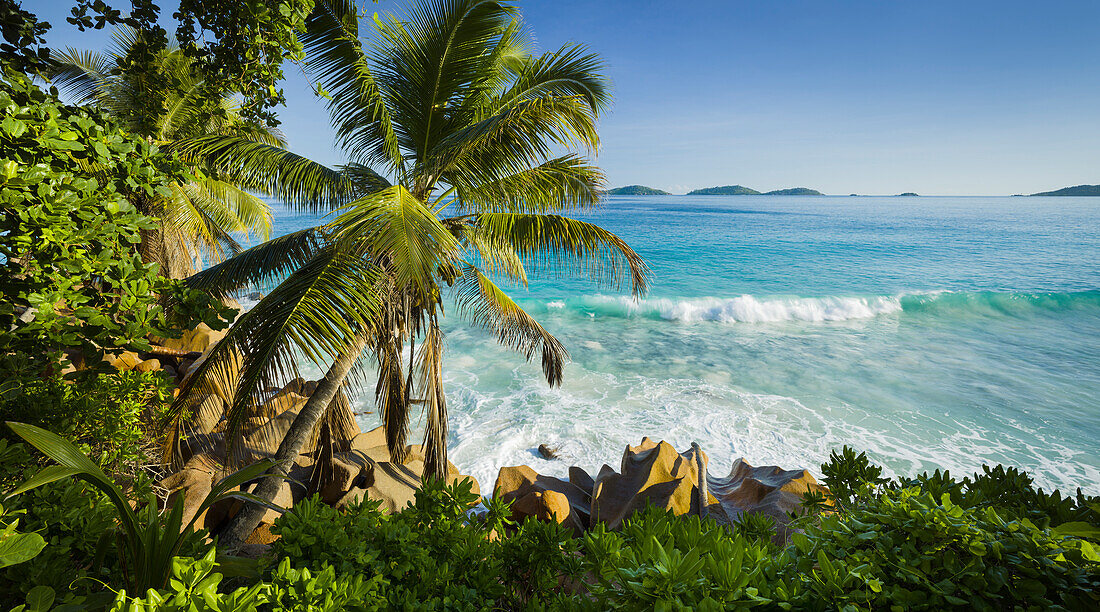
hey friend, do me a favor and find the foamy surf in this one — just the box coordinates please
[555,294,904,323]
[527,290,1100,324]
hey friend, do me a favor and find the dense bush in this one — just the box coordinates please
[270,479,582,610]
[791,488,1100,610]
[7,432,1099,610]
[0,70,232,382]
[0,370,173,472]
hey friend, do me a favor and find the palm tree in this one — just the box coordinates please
[169,0,649,547]
[48,29,341,278]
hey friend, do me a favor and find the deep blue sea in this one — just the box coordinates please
[267,195,1100,494]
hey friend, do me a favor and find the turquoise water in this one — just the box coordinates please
[268,196,1100,494]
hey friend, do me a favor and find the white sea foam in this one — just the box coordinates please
[571,294,903,323]
[346,359,1100,497]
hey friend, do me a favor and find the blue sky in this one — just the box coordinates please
[33,0,1100,195]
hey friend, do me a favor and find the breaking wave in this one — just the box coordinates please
[532,290,1100,324]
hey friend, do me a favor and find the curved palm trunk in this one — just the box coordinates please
[219,333,369,549]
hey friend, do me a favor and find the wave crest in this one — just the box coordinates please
[538,290,1100,324]
[563,294,902,323]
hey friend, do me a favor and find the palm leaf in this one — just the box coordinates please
[170,135,364,209]
[467,213,649,296]
[328,185,460,299]
[168,245,386,466]
[452,154,604,214]
[182,228,325,300]
[48,48,114,104]
[452,264,567,386]
[303,0,406,176]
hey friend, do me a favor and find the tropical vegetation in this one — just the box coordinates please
[168,0,648,547]
[0,0,1098,610]
[3,424,1097,609]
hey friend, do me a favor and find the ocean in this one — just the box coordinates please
[265,195,1100,495]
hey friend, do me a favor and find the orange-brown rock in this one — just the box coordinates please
[134,358,161,373]
[335,427,479,513]
[111,351,142,371]
[707,458,830,538]
[160,453,221,531]
[245,522,279,546]
[494,465,590,534]
[590,438,717,530]
[161,323,226,354]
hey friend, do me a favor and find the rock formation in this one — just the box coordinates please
[706,458,831,538]
[590,437,716,529]
[492,437,830,542]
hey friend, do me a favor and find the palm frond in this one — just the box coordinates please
[199,179,273,243]
[417,321,447,477]
[182,228,325,300]
[303,0,406,176]
[462,229,528,286]
[328,185,460,299]
[168,245,385,465]
[452,154,604,214]
[468,213,650,296]
[170,135,364,209]
[452,264,567,386]
[488,42,611,120]
[48,48,114,104]
[368,0,516,173]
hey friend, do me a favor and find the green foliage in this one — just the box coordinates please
[5,423,285,595]
[790,487,1100,610]
[62,0,320,126]
[108,550,387,611]
[819,446,892,507]
[822,445,1100,528]
[271,478,582,610]
[0,370,172,471]
[0,0,51,75]
[0,441,120,606]
[0,502,46,569]
[577,507,797,610]
[0,71,232,381]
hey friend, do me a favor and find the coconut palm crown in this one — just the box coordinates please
[49,28,336,277]
[168,0,649,530]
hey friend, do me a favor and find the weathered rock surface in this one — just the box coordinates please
[568,466,595,497]
[160,453,220,529]
[336,433,479,514]
[161,323,226,354]
[590,438,717,530]
[707,458,830,536]
[111,351,142,371]
[494,465,591,535]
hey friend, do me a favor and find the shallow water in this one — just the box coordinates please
[266,195,1100,495]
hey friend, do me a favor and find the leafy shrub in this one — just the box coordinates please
[4,423,283,603]
[0,70,231,382]
[0,370,173,472]
[108,549,387,611]
[271,478,582,610]
[575,507,801,610]
[790,487,1100,610]
[822,445,1100,529]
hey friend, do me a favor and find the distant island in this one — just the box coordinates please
[687,185,761,195]
[1030,184,1100,196]
[763,187,824,196]
[897,192,919,197]
[687,185,825,196]
[604,185,671,195]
